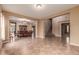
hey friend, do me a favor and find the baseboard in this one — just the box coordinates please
[70,43,79,47]
[53,34,61,37]
[36,37,45,39]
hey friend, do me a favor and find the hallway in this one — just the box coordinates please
[0,37,79,55]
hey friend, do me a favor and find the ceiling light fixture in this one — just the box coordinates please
[36,4,42,8]
[34,4,42,9]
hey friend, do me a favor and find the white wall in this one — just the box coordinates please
[52,14,69,37]
[0,6,6,40]
[4,14,10,40]
[36,20,45,39]
[0,6,1,39]
[70,6,79,45]
[0,6,7,40]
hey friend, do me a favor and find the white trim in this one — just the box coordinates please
[54,33,61,37]
[70,43,79,47]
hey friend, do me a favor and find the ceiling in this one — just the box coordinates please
[9,16,35,24]
[1,4,79,19]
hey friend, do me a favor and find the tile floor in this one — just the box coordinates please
[0,37,79,55]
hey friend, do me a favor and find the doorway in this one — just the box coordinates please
[61,23,70,44]
[10,22,16,36]
[32,26,36,38]
[9,22,16,42]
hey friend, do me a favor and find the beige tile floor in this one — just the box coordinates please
[0,37,79,55]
